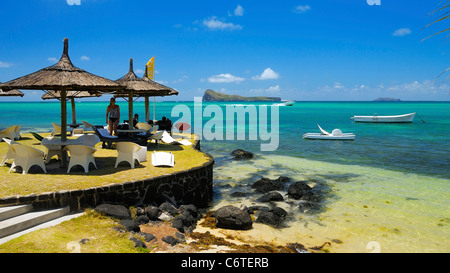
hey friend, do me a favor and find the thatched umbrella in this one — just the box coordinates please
[0,38,121,166]
[41,90,101,125]
[0,83,24,97]
[114,60,178,124]
[114,58,178,129]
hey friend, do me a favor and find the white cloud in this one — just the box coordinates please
[267,85,281,93]
[173,75,189,83]
[293,5,311,14]
[203,16,242,31]
[135,69,144,75]
[47,57,58,63]
[66,0,81,5]
[80,55,90,61]
[392,28,412,37]
[0,61,12,68]
[234,5,244,16]
[250,85,281,94]
[252,68,280,80]
[317,80,447,98]
[208,73,245,83]
[156,79,169,85]
[333,82,345,89]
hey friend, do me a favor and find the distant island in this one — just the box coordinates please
[373,97,402,102]
[202,89,281,102]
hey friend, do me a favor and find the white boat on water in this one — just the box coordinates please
[303,124,355,140]
[350,112,415,123]
[275,100,295,106]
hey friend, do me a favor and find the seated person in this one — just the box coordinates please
[133,114,139,128]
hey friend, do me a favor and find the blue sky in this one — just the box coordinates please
[0,0,449,101]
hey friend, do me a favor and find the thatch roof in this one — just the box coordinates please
[114,59,178,97]
[41,90,101,100]
[0,83,24,97]
[0,38,121,92]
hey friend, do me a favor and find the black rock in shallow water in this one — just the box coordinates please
[255,207,288,227]
[231,149,254,160]
[256,191,284,202]
[214,205,253,230]
[252,177,288,193]
[287,181,313,200]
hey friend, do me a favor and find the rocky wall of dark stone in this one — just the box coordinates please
[0,140,214,211]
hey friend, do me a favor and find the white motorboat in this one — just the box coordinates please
[351,112,415,123]
[303,124,355,140]
[275,100,295,106]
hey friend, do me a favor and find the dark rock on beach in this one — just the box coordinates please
[130,236,147,248]
[145,205,160,220]
[141,232,157,243]
[159,202,179,217]
[120,219,141,232]
[214,205,253,230]
[231,149,254,160]
[94,204,131,220]
[179,204,201,220]
[136,215,150,225]
[162,235,180,246]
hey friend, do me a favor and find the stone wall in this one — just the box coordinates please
[0,140,214,211]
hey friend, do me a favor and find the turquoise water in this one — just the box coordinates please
[0,100,449,252]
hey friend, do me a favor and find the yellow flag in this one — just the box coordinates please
[146,56,155,80]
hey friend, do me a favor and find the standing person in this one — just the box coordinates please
[106,98,120,136]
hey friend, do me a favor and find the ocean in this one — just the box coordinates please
[0,100,449,252]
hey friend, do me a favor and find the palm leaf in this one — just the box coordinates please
[424,1,450,93]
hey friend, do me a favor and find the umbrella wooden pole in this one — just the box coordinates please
[145,96,149,123]
[60,88,68,167]
[71,97,76,124]
[128,91,133,130]
[153,96,156,122]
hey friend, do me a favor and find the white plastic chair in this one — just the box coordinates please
[161,131,192,145]
[0,138,18,166]
[14,125,22,140]
[151,151,174,167]
[64,145,97,173]
[0,126,17,141]
[135,122,152,133]
[148,130,165,146]
[9,144,47,174]
[51,122,62,136]
[115,142,144,169]
[76,134,100,147]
